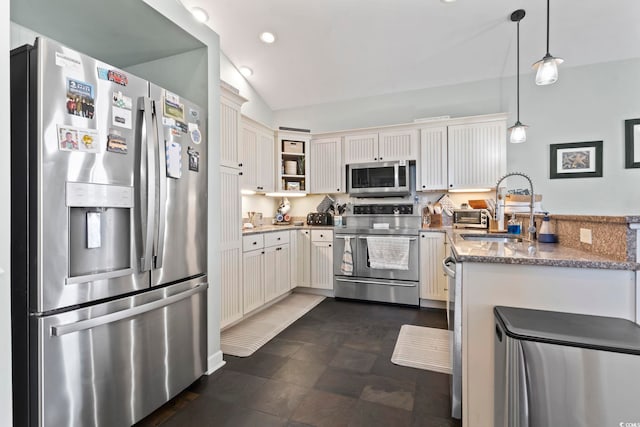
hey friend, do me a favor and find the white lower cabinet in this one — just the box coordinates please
[264,244,290,303]
[240,231,292,317]
[242,248,264,314]
[311,230,334,290]
[419,232,448,301]
[291,229,311,288]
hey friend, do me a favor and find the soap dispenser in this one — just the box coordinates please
[538,212,558,243]
[507,213,522,235]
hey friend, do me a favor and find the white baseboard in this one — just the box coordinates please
[293,287,334,298]
[419,299,447,309]
[206,350,225,375]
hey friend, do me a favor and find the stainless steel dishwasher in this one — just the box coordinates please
[494,306,640,427]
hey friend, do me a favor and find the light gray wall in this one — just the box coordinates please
[275,58,640,216]
[126,48,208,109]
[1,2,12,425]
[141,0,224,373]
[220,52,274,127]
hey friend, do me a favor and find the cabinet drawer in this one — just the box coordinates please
[264,231,289,247]
[311,229,333,242]
[243,234,264,252]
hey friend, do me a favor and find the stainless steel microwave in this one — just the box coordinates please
[347,160,411,198]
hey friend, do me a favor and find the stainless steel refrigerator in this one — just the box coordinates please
[10,37,208,426]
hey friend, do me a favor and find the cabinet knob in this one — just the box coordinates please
[422,185,426,189]
[449,184,453,187]
[277,237,281,240]
[320,234,323,238]
[337,188,340,192]
[253,242,257,245]
[261,251,265,254]
[238,163,243,167]
[421,235,424,238]
[374,157,377,161]
[329,244,332,247]
[379,157,383,160]
[239,172,243,176]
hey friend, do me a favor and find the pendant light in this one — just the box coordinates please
[532,0,563,85]
[509,9,528,144]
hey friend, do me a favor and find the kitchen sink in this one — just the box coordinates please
[460,233,523,243]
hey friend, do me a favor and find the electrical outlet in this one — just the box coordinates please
[580,228,592,244]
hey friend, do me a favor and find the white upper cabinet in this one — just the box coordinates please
[310,137,344,194]
[239,123,257,190]
[256,131,276,193]
[447,120,507,190]
[343,133,378,163]
[240,116,275,193]
[417,126,448,191]
[219,83,247,169]
[343,130,418,164]
[378,129,419,162]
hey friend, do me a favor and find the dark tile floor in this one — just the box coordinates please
[136,298,461,427]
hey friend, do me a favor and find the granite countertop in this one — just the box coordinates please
[447,230,638,271]
[242,224,335,235]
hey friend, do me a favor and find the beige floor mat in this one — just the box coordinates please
[391,324,452,375]
[221,293,325,357]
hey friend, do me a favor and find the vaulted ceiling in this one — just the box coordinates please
[182,0,640,110]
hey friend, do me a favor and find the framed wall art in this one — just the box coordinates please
[549,141,603,179]
[625,118,640,168]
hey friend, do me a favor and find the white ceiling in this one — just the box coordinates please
[184,0,640,111]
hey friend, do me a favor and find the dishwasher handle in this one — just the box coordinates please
[442,256,456,278]
[51,284,208,337]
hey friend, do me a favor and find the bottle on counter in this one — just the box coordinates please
[538,212,558,243]
[507,213,522,235]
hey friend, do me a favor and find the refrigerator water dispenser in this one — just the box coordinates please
[66,182,134,279]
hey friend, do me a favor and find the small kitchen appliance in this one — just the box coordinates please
[452,208,490,229]
[307,212,333,226]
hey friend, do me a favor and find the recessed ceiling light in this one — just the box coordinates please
[441,0,456,3]
[239,66,253,77]
[259,32,276,44]
[191,7,209,23]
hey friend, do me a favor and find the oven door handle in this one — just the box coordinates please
[442,256,456,278]
[335,277,416,287]
[357,236,417,241]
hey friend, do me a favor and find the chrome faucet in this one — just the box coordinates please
[495,172,536,240]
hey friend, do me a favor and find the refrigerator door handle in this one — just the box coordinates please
[50,283,208,337]
[139,97,156,272]
[153,100,167,269]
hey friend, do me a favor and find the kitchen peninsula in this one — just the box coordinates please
[441,227,639,427]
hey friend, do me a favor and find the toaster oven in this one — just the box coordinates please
[452,209,490,229]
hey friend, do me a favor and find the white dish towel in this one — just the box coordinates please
[340,236,353,275]
[366,236,410,270]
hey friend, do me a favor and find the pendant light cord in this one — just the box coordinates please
[546,0,550,54]
[516,19,520,122]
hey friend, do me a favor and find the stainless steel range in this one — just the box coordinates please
[333,204,420,305]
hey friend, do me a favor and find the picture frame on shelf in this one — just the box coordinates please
[549,141,603,179]
[625,118,640,169]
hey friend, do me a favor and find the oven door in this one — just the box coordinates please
[355,235,419,281]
